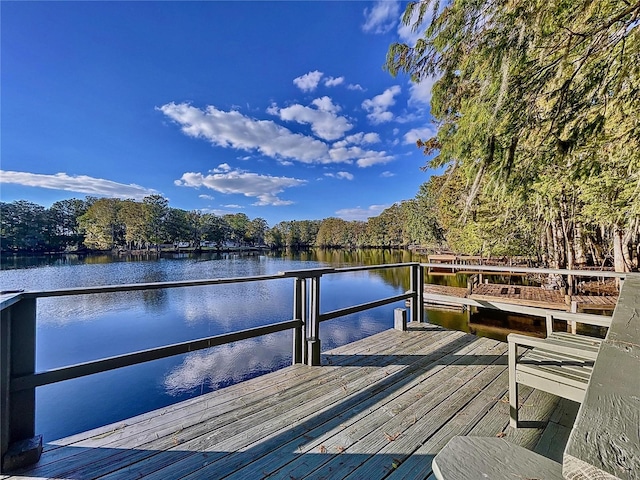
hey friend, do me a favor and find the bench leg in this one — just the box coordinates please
[508,341,519,428]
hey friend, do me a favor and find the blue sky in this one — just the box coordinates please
[1,1,439,226]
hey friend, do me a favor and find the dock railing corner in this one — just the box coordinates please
[1,293,42,472]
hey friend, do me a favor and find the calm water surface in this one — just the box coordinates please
[0,249,544,442]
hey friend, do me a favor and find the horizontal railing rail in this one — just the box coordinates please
[10,319,302,392]
[420,262,627,279]
[320,292,412,322]
[17,272,290,299]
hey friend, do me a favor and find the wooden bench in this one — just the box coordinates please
[508,310,609,427]
[508,330,603,427]
[433,275,639,480]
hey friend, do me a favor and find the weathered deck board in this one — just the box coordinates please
[571,294,618,312]
[423,285,468,298]
[6,324,568,480]
[471,283,568,310]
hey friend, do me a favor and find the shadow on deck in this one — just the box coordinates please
[5,324,573,480]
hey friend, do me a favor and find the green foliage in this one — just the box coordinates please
[143,195,169,248]
[386,0,640,269]
[269,220,321,248]
[78,198,123,250]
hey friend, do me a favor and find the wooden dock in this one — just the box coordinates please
[423,283,618,313]
[471,284,567,310]
[4,324,571,480]
[570,294,617,312]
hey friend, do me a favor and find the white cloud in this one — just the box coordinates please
[222,204,244,209]
[265,103,279,116]
[199,208,235,216]
[362,86,401,124]
[159,103,337,164]
[293,70,323,92]
[0,170,158,200]
[336,204,388,221]
[337,171,354,180]
[199,194,214,200]
[311,96,341,114]
[160,103,395,168]
[333,132,381,148]
[347,84,365,91]
[404,126,438,145]
[271,97,353,141]
[395,112,422,124]
[356,153,395,168]
[361,132,381,144]
[362,1,400,34]
[328,145,394,168]
[397,10,423,45]
[175,166,306,206]
[409,77,438,106]
[380,171,396,177]
[324,76,345,87]
[324,171,354,180]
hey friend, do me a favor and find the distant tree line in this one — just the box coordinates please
[2,176,638,270]
[0,196,270,253]
[0,194,440,253]
[2,183,638,271]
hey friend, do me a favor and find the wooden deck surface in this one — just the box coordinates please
[4,324,572,480]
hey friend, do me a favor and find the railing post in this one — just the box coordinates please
[292,277,306,365]
[394,308,407,331]
[410,263,424,323]
[1,296,42,472]
[545,314,554,337]
[307,274,321,366]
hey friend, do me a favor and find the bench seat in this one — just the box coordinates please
[432,436,563,480]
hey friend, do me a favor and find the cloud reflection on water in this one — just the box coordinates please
[163,332,292,395]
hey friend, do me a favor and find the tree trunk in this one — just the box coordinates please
[613,225,630,273]
[460,161,486,224]
[551,217,565,269]
[558,194,575,270]
[573,222,587,265]
[544,224,554,267]
[621,221,636,271]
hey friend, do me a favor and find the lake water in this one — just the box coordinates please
[0,249,543,442]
